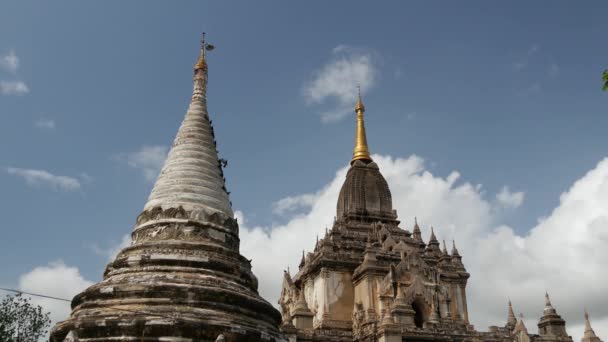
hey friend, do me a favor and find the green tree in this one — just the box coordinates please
[603,70,608,91]
[0,293,51,342]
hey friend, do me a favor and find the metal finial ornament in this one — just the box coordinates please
[201,32,215,51]
[195,32,214,71]
[351,88,371,164]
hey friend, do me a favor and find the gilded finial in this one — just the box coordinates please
[194,32,215,71]
[355,85,365,111]
[351,88,372,164]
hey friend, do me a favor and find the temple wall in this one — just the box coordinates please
[311,269,354,323]
[354,276,381,314]
[456,284,464,320]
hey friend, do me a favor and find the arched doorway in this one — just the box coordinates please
[411,300,425,328]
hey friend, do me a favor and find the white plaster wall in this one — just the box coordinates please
[354,276,381,314]
[457,286,464,320]
[312,273,326,322]
[310,270,355,323]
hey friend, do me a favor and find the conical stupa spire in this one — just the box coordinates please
[544,291,556,314]
[299,250,306,268]
[538,291,568,338]
[583,309,602,341]
[50,37,283,342]
[143,35,232,218]
[507,299,517,328]
[351,89,372,164]
[429,226,438,243]
[514,313,528,334]
[412,217,422,241]
[452,240,461,256]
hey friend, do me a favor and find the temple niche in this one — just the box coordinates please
[278,95,593,342]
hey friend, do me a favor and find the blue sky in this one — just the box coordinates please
[1,1,607,339]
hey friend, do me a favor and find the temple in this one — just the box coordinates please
[278,95,599,342]
[50,38,284,342]
[48,39,604,342]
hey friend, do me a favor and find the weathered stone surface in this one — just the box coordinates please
[50,45,284,342]
[278,99,577,342]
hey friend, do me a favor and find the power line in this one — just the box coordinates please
[0,287,71,303]
[0,287,192,324]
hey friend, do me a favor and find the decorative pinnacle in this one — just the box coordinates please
[507,298,517,325]
[355,85,364,111]
[194,32,215,71]
[351,89,372,164]
[429,226,437,242]
[452,240,460,256]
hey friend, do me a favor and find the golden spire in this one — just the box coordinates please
[194,33,214,71]
[351,87,372,164]
[194,47,207,71]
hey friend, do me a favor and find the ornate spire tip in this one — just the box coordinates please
[194,32,215,71]
[351,90,371,164]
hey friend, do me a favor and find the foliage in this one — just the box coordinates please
[0,293,51,342]
[603,70,608,91]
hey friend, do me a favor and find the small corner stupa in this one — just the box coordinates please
[50,35,285,342]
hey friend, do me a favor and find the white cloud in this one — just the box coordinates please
[18,261,93,328]
[16,152,608,341]
[303,45,377,123]
[0,50,19,73]
[0,80,29,95]
[117,145,168,182]
[496,186,525,208]
[0,51,29,96]
[79,172,93,183]
[239,154,608,341]
[272,193,319,216]
[34,119,56,129]
[90,234,131,261]
[6,167,81,191]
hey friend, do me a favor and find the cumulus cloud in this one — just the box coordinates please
[496,186,525,209]
[0,51,29,96]
[6,167,81,191]
[0,80,29,95]
[0,50,19,73]
[272,193,319,216]
[303,45,377,123]
[18,261,93,327]
[116,145,168,182]
[17,152,608,341]
[34,119,56,129]
[239,154,608,341]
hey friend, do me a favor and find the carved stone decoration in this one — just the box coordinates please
[278,76,574,342]
[50,44,285,342]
